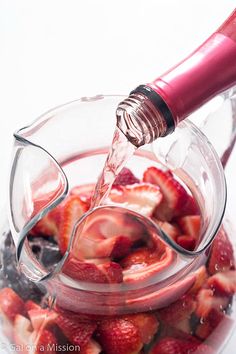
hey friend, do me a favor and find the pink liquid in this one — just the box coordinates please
[91,127,136,207]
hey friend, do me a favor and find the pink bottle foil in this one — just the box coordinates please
[147,10,236,125]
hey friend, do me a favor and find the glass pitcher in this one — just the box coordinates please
[0,93,235,354]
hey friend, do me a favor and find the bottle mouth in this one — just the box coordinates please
[116,93,168,147]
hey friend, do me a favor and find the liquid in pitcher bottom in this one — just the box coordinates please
[0,158,235,354]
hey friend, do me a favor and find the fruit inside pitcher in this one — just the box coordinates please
[0,159,235,354]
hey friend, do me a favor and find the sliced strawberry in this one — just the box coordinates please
[122,246,174,283]
[56,313,97,349]
[177,215,201,240]
[179,195,200,216]
[150,337,214,354]
[155,220,181,241]
[30,204,62,237]
[208,228,234,275]
[28,308,58,331]
[62,257,123,283]
[34,329,57,354]
[14,314,57,354]
[123,313,159,344]
[80,339,102,354]
[88,235,132,260]
[120,247,159,269]
[176,235,196,251]
[108,183,162,217]
[70,183,95,205]
[110,235,133,259]
[113,167,139,186]
[207,270,236,295]
[143,167,189,221]
[195,288,229,318]
[0,288,25,322]
[96,318,143,354]
[189,266,208,294]
[195,308,224,340]
[196,312,234,349]
[157,294,196,325]
[24,300,41,312]
[58,195,89,254]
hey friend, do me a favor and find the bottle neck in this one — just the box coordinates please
[116,91,169,147]
[117,10,236,148]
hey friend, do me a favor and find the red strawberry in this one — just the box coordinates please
[0,288,25,322]
[24,300,41,312]
[177,215,201,240]
[122,246,174,283]
[208,228,234,275]
[157,294,196,325]
[96,318,143,354]
[121,247,160,269]
[123,313,159,344]
[143,167,189,221]
[110,235,133,259]
[113,167,139,186]
[108,183,163,217]
[62,257,123,283]
[89,235,132,259]
[150,337,214,354]
[56,313,96,349]
[30,204,62,237]
[207,270,236,295]
[58,195,89,254]
[195,288,229,318]
[154,220,181,241]
[195,308,224,340]
[189,266,208,294]
[80,339,102,354]
[34,329,57,354]
[70,183,95,205]
[28,308,58,331]
[179,195,200,216]
[14,314,57,354]
[176,235,196,251]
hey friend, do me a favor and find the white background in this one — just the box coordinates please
[0,1,236,352]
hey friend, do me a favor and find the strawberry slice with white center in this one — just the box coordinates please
[30,202,63,237]
[0,288,25,322]
[58,195,89,254]
[189,266,208,294]
[207,270,236,295]
[108,183,162,217]
[80,339,102,354]
[14,314,57,354]
[143,167,189,221]
[70,183,95,205]
[195,288,229,318]
[28,308,58,331]
[154,220,181,241]
[177,215,201,240]
[208,227,235,275]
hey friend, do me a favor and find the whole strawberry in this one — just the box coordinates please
[96,318,143,354]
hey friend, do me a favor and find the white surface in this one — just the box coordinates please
[0,1,236,353]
